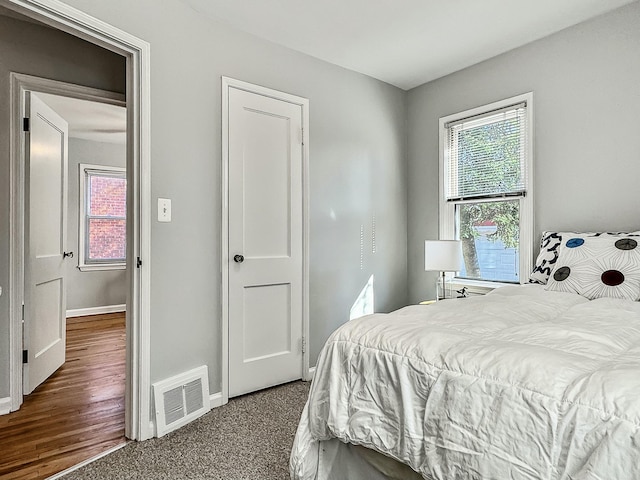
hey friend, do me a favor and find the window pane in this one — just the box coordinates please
[89,174,126,217]
[457,200,519,283]
[448,106,526,199]
[88,218,126,261]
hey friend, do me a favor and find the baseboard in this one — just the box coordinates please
[0,397,11,415]
[210,392,223,409]
[46,441,128,479]
[66,304,126,318]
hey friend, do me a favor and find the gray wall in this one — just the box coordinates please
[1,0,408,402]
[0,14,126,398]
[407,2,640,303]
[66,138,127,311]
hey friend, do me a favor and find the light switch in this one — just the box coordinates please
[158,198,171,222]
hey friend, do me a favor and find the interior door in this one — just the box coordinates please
[228,86,303,397]
[23,92,69,395]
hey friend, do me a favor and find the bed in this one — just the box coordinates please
[290,232,640,480]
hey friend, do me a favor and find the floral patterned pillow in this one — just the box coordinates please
[529,231,640,285]
[545,235,640,301]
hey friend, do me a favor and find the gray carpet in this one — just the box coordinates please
[63,381,310,480]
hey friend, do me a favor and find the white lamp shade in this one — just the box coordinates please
[424,240,463,272]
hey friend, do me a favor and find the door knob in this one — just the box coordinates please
[233,254,244,263]
[63,251,74,259]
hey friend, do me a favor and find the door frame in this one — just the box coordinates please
[5,0,153,441]
[221,76,311,405]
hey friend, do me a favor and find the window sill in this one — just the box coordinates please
[450,278,517,296]
[78,264,126,272]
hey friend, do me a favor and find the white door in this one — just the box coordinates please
[23,93,69,395]
[228,86,303,397]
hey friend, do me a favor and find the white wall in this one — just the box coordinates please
[33,0,409,397]
[0,13,125,397]
[407,2,640,303]
[66,138,127,311]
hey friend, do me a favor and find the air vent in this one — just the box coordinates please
[153,366,210,437]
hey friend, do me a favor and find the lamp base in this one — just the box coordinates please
[436,272,452,301]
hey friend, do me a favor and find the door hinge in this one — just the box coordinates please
[23,350,28,364]
[22,303,25,321]
[136,257,142,268]
[301,337,306,354]
[23,117,30,132]
[301,127,304,146]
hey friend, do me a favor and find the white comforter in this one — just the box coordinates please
[290,286,640,480]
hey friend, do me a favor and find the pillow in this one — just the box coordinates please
[529,231,640,285]
[545,235,640,301]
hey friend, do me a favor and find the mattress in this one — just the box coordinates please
[290,285,640,480]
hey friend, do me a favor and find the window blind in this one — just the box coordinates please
[446,102,527,202]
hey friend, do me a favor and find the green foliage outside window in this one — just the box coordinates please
[455,118,522,277]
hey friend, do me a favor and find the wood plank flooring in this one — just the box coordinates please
[0,313,126,480]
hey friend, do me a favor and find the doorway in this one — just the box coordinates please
[0,75,129,478]
[1,79,129,479]
[3,0,152,442]
[22,88,127,395]
[221,77,311,403]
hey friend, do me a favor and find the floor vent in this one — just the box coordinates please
[153,365,210,437]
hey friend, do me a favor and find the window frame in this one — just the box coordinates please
[78,163,127,272]
[438,93,534,287]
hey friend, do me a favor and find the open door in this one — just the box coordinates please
[23,92,69,395]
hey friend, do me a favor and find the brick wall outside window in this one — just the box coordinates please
[87,173,126,261]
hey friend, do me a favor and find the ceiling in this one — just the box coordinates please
[36,93,126,144]
[181,0,636,90]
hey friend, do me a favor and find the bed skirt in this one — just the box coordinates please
[313,438,424,480]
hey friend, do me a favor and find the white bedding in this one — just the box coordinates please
[290,285,640,480]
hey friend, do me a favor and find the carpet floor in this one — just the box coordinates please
[61,381,310,480]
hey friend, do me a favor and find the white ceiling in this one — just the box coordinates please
[36,93,126,144]
[181,0,636,90]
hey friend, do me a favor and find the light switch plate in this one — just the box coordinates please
[158,198,171,222]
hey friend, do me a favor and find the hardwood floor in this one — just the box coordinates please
[0,313,126,480]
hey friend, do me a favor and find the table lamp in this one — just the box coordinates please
[424,240,463,300]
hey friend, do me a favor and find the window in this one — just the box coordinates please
[439,93,533,284]
[79,164,126,271]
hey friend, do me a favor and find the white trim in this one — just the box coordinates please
[78,264,126,272]
[45,441,128,479]
[78,163,127,271]
[449,279,510,296]
[307,366,316,379]
[0,397,11,415]
[8,72,24,413]
[66,304,126,318]
[5,0,152,441]
[438,92,534,286]
[301,93,311,383]
[221,77,311,404]
[220,77,229,406]
[209,391,224,409]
